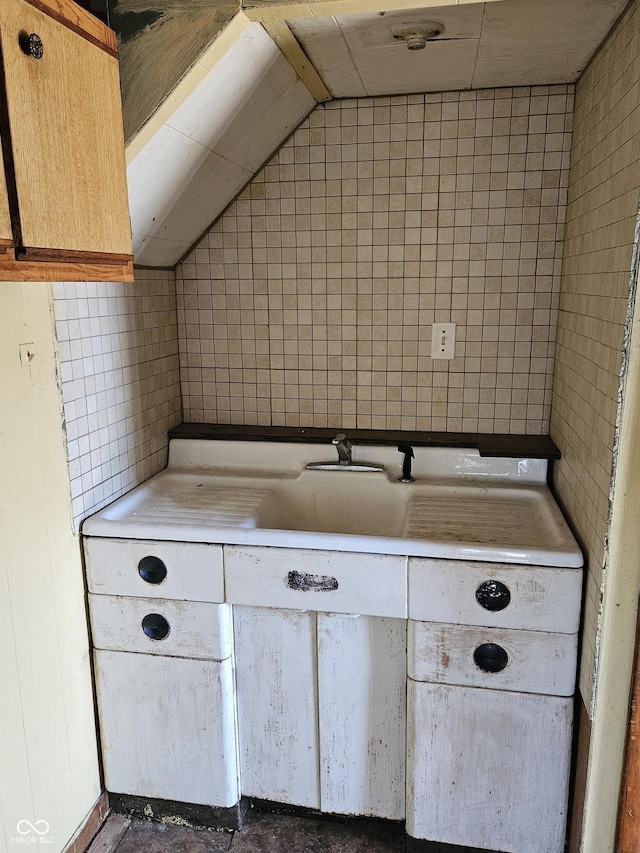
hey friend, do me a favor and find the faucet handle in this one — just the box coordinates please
[332,432,351,465]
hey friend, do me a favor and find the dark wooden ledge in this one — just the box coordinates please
[168,423,560,459]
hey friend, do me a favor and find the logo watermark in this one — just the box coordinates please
[11,821,54,845]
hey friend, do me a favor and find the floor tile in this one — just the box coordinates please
[99,811,493,853]
[230,810,405,853]
[115,820,232,853]
[87,815,130,853]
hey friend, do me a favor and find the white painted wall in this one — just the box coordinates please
[0,284,101,853]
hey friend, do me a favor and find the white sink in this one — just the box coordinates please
[257,469,407,537]
[83,439,583,569]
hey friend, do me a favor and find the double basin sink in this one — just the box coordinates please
[83,437,583,569]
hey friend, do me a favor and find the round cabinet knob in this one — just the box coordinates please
[474,642,509,673]
[141,613,170,640]
[19,32,44,59]
[138,555,167,585]
[475,579,511,612]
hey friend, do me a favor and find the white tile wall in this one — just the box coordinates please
[52,269,182,529]
[551,0,640,707]
[177,85,574,434]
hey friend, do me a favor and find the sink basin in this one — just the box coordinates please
[83,439,583,569]
[257,469,408,537]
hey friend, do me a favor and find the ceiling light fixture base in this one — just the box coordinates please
[391,22,443,50]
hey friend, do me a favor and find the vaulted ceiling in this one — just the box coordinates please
[123,0,627,267]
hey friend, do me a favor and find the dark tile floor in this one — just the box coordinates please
[89,809,488,853]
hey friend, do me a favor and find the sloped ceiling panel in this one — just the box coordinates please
[127,20,316,267]
[473,0,627,88]
[116,3,238,144]
[287,0,628,98]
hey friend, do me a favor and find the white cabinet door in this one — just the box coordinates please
[318,613,406,819]
[233,606,320,808]
[407,680,573,853]
[233,606,406,816]
[94,650,239,808]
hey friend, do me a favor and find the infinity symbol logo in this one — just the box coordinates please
[16,820,50,835]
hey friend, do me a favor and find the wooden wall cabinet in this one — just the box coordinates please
[0,0,133,281]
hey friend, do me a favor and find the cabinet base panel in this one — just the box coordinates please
[109,792,248,831]
[247,797,405,827]
[108,793,530,852]
[246,801,511,853]
[246,801,497,852]
[406,837,501,853]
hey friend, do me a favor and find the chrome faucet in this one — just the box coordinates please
[305,432,384,472]
[332,432,352,465]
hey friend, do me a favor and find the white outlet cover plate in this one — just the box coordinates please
[431,323,455,359]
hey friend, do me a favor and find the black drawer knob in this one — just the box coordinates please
[476,579,511,611]
[19,32,44,59]
[138,556,167,585]
[142,613,170,640]
[474,642,508,673]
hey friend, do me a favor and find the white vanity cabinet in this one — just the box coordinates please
[227,545,407,819]
[79,438,584,851]
[84,537,239,809]
[406,557,582,853]
[81,539,581,849]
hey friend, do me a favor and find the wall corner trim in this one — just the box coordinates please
[62,792,109,853]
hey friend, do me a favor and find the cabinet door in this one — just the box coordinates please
[94,650,239,808]
[407,680,573,853]
[0,0,131,258]
[233,606,320,808]
[318,613,406,819]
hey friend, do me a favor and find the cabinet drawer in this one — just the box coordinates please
[89,594,232,661]
[408,621,577,696]
[225,546,407,618]
[84,537,224,602]
[409,557,582,633]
